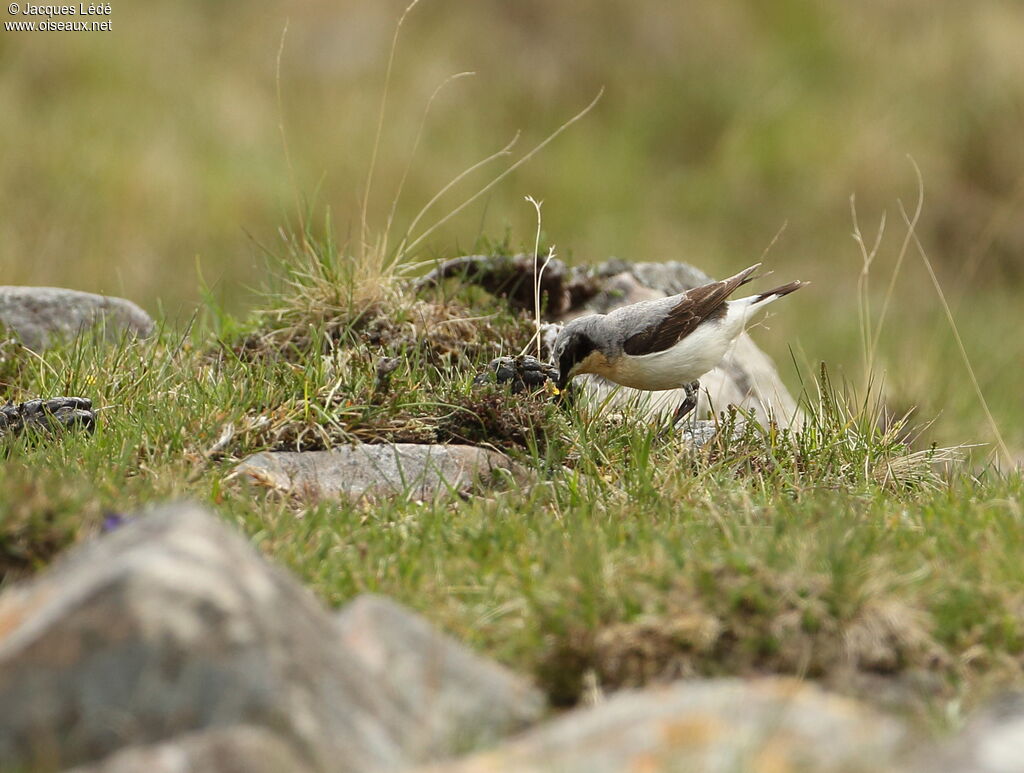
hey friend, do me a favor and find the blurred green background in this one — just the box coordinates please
[1,0,1022,453]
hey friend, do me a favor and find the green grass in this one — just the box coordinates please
[1,232,1021,735]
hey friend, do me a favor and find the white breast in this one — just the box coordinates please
[596,303,753,391]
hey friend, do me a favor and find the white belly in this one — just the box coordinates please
[597,320,735,391]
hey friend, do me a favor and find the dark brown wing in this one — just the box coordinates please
[621,264,760,356]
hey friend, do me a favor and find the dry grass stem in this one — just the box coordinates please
[398,88,604,261]
[897,161,1013,467]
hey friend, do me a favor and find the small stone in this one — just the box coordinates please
[374,356,402,395]
[0,287,154,350]
[676,418,748,450]
[230,443,531,502]
[0,396,96,438]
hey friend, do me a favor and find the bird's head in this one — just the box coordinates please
[552,319,599,391]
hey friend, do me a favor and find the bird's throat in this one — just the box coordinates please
[571,350,614,380]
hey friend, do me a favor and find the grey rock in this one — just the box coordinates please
[0,503,409,773]
[474,355,559,394]
[0,286,154,350]
[423,678,905,773]
[594,259,714,296]
[0,396,96,438]
[415,254,585,318]
[65,725,314,773]
[912,693,1024,773]
[336,595,545,759]
[418,255,710,321]
[676,418,749,450]
[230,443,531,502]
[561,272,665,319]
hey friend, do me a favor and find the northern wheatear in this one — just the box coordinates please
[552,263,805,421]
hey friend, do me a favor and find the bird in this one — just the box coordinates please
[551,263,805,423]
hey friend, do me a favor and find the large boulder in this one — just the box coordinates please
[336,595,545,759]
[0,504,408,772]
[911,692,1024,773]
[65,725,313,773]
[0,504,550,772]
[0,286,154,350]
[421,677,906,773]
[230,443,530,502]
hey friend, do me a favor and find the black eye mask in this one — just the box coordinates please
[557,334,595,388]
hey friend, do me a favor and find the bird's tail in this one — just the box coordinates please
[748,280,806,305]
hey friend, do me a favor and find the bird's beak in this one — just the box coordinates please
[550,375,569,403]
[554,351,573,395]
[555,362,571,393]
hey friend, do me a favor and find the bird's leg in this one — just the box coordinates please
[671,380,700,426]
